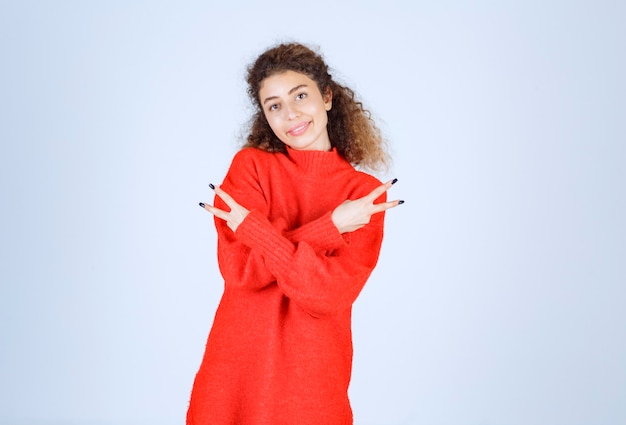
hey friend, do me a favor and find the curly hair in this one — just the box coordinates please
[243,42,389,171]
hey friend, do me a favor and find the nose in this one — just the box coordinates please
[285,102,299,120]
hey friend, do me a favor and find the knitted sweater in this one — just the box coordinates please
[187,146,386,425]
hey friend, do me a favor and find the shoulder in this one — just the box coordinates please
[228,147,284,171]
[222,148,287,193]
[230,147,271,166]
[339,168,387,204]
[356,169,383,187]
[349,169,384,195]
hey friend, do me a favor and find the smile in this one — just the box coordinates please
[287,121,311,136]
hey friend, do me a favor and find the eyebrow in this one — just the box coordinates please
[262,84,308,105]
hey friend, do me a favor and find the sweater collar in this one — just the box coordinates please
[285,146,352,174]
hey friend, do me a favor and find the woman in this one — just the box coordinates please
[188,42,403,425]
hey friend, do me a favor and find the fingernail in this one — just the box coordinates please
[209,183,215,190]
[392,178,398,185]
[199,202,205,208]
[398,200,405,205]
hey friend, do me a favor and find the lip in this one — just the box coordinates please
[287,121,311,136]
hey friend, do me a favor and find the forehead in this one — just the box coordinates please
[259,70,319,96]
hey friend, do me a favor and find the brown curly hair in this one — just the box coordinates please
[243,42,389,171]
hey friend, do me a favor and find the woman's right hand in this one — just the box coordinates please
[200,184,250,233]
[331,179,403,234]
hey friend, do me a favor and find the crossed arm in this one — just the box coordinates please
[202,179,402,235]
[199,178,402,316]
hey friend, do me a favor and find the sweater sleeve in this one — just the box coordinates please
[234,195,386,317]
[214,150,276,290]
[282,211,347,252]
[216,212,349,290]
[215,150,349,291]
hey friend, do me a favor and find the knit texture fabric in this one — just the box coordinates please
[187,147,386,425]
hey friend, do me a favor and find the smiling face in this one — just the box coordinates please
[259,70,333,151]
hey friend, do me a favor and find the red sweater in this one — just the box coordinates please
[187,146,386,425]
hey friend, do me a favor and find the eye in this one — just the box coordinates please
[295,92,307,101]
[268,103,279,112]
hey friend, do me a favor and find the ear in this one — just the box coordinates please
[323,87,333,111]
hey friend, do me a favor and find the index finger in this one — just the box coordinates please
[365,178,397,202]
[212,185,240,209]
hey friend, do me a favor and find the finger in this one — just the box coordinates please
[212,185,240,209]
[200,202,231,222]
[365,178,398,202]
[363,183,389,202]
[371,199,404,214]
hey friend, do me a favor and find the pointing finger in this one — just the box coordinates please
[366,178,398,202]
[210,184,240,209]
[371,199,404,214]
[199,202,231,222]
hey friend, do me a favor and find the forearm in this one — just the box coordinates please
[283,211,347,252]
[236,210,385,317]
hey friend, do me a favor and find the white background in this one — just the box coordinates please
[1,1,624,424]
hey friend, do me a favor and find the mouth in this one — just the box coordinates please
[287,121,311,136]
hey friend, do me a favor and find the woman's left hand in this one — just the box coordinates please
[200,185,249,232]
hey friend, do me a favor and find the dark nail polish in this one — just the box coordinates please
[199,202,205,208]
[398,200,404,205]
[209,183,215,190]
[392,178,398,185]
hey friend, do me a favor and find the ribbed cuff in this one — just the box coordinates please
[235,210,297,278]
[284,211,347,252]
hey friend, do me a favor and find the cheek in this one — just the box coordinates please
[265,115,282,134]
[264,115,288,142]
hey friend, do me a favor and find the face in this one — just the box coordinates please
[258,70,333,151]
